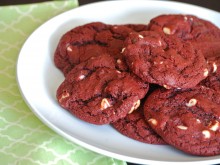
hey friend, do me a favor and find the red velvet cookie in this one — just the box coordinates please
[54,22,147,75]
[144,86,220,156]
[56,54,149,125]
[112,102,165,144]
[148,14,220,61]
[122,31,208,89]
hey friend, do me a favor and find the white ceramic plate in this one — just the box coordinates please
[17,1,220,164]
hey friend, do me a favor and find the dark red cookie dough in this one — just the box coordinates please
[122,30,208,89]
[148,14,220,60]
[200,75,220,93]
[56,55,149,125]
[112,103,165,144]
[200,57,220,92]
[54,22,147,75]
[144,86,220,156]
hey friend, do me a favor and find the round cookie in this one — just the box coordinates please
[54,22,147,75]
[122,30,208,89]
[112,102,166,144]
[144,86,220,156]
[56,54,149,125]
[148,14,220,60]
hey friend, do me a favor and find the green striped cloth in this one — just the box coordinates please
[0,1,126,164]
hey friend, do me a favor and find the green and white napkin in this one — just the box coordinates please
[0,1,126,164]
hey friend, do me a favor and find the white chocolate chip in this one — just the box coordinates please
[78,75,85,80]
[202,130,211,139]
[153,61,163,65]
[203,68,209,77]
[184,16,188,21]
[128,100,141,114]
[116,70,121,74]
[158,40,162,46]
[186,98,197,107]
[213,62,217,73]
[138,34,144,38]
[148,118,158,126]
[100,98,111,110]
[59,92,70,102]
[163,27,171,35]
[196,119,201,123]
[209,121,219,131]
[117,59,122,64]
[134,100,141,109]
[121,47,126,53]
[67,46,73,52]
[177,125,188,130]
[163,85,171,89]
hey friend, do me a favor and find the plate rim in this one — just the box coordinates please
[16,1,220,164]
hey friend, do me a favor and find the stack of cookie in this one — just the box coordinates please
[55,14,220,156]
